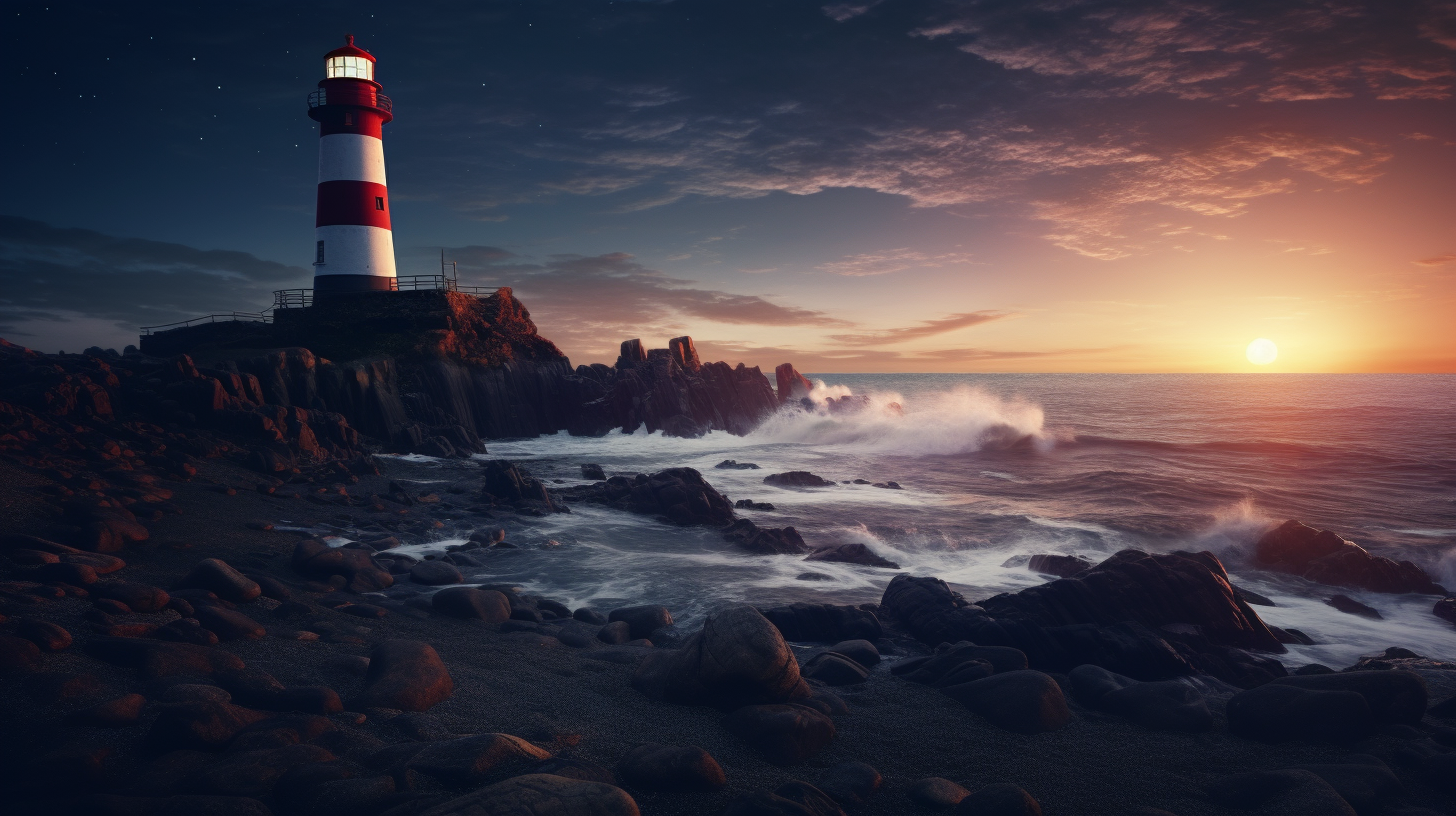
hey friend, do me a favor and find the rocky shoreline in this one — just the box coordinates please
[2,441,1456,816]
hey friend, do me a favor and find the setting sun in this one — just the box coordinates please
[1246,338,1278,366]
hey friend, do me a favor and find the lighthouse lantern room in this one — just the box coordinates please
[307,35,397,294]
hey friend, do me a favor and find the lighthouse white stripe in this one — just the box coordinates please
[313,224,397,278]
[318,134,387,185]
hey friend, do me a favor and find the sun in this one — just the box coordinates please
[1246,338,1278,366]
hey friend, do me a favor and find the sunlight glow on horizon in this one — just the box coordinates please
[1246,338,1279,366]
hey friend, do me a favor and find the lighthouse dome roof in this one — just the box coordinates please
[325,34,375,62]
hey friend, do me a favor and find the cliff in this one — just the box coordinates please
[120,288,790,462]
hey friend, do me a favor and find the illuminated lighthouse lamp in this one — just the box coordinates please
[307,36,397,295]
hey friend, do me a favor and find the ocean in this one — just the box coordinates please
[373,373,1456,670]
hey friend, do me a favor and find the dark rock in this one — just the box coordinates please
[351,640,454,712]
[1068,664,1213,732]
[148,701,273,750]
[581,464,607,480]
[802,652,869,686]
[410,561,464,586]
[805,543,900,569]
[67,693,147,727]
[96,581,171,612]
[901,642,1025,687]
[632,605,807,708]
[953,784,1041,816]
[764,471,835,488]
[881,550,1287,688]
[760,602,882,642]
[1292,755,1402,816]
[598,621,633,645]
[940,670,1071,734]
[408,733,553,785]
[1295,663,1336,675]
[187,743,334,797]
[827,639,880,668]
[1027,554,1093,578]
[177,559,262,603]
[716,460,761,470]
[1256,520,1446,595]
[431,586,512,622]
[92,794,274,816]
[533,757,617,786]
[909,777,971,809]
[412,773,638,816]
[193,606,266,641]
[86,637,245,678]
[156,618,221,646]
[561,468,734,526]
[1271,670,1426,725]
[480,459,561,512]
[34,561,99,585]
[292,775,397,816]
[776,364,814,403]
[574,607,608,625]
[736,499,776,511]
[797,572,832,581]
[817,761,881,808]
[15,618,73,651]
[1205,769,1357,815]
[724,518,810,555]
[1327,594,1382,619]
[1234,585,1277,606]
[1226,683,1375,742]
[160,684,232,704]
[609,605,673,640]
[1435,598,1456,626]
[725,704,837,765]
[615,743,726,791]
[723,783,846,816]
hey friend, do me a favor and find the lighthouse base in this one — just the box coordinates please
[313,274,397,294]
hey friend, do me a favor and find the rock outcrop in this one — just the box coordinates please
[880,550,1288,687]
[557,468,736,526]
[1255,520,1446,595]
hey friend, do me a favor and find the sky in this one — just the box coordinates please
[2,0,1453,372]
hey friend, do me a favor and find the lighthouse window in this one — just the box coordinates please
[375,196,385,211]
[343,112,353,126]
[315,241,325,264]
[326,55,373,80]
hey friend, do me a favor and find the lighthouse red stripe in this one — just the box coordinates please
[316,180,391,229]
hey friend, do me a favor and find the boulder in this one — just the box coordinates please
[760,603,882,642]
[805,543,900,569]
[1256,520,1446,595]
[1027,553,1093,578]
[408,733,553,785]
[615,743,726,791]
[34,561,99,585]
[415,774,639,816]
[725,704,837,765]
[410,560,465,586]
[828,639,880,668]
[598,621,633,645]
[431,586,513,623]
[96,581,171,612]
[1270,670,1426,725]
[559,468,734,526]
[86,637,245,679]
[775,364,814,403]
[909,777,971,809]
[15,618,73,651]
[156,618,221,646]
[193,606,266,641]
[633,604,807,708]
[816,761,881,808]
[582,464,607,480]
[953,784,1041,816]
[802,652,869,686]
[901,642,1026,687]
[1291,755,1402,816]
[723,518,810,555]
[940,670,1071,734]
[1206,769,1358,816]
[290,775,396,816]
[480,459,560,512]
[67,693,147,727]
[177,559,262,603]
[1435,597,1456,626]
[575,607,609,625]
[1327,594,1382,618]
[716,460,761,470]
[148,700,273,750]
[608,605,673,640]
[724,781,846,816]
[1226,683,1375,742]
[764,471,835,488]
[1068,664,1213,732]
[351,640,454,712]
[187,743,334,798]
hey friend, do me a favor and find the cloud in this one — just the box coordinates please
[1414,253,1456,266]
[817,248,982,276]
[691,338,1127,372]
[441,245,851,361]
[822,1,886,22]
[915,0,1456,102]
[0,215,307,345]
[828,311,1011,345]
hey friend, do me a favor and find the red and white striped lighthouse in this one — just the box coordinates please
[306,35,397,294]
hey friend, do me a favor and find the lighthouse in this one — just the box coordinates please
[307,35,397,294]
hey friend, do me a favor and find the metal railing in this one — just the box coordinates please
[270,278,502,309]
[307,88,392,113]
[273,289,313,309]
[140,312,272,335]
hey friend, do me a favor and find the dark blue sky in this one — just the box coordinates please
[3,1,1454,371]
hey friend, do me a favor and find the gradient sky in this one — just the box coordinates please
[3,0,1454,372]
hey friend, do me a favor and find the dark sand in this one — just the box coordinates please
[3,453,1455,815]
